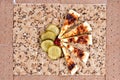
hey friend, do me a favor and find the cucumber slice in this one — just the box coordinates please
[41,31,56,41]
[48,46,62,60]
[41,40,54,52]
[46,24,60,36]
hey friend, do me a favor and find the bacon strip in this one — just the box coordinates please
[61,46,79,75]
[58,10,80,38]
[62,22,92,38]
[61,34,92,45]
[62,42,89,64]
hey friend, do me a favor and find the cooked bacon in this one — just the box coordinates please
[58,10,80,38]
[62,22,92,38]
[61,46,79,74]
[61,34,92,45]
[62,42,89,64]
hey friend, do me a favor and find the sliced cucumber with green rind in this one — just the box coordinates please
[41,40,54,52]
[46,24,60,36]
[48,46,62,60]
[41,31,56,41]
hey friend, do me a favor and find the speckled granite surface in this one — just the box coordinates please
[13,4,106,75]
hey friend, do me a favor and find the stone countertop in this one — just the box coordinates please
[13,3,106,75]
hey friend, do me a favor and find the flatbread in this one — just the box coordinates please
[61,46,79,75]
[62,22,92,38]
[62,42,89,64]
[61,34,92,45]
[58,10,80,38]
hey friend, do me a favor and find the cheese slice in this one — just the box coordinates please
[61,34,92,45]
[61,46,79,74]
[58,10,80,38]
[62,42,89,64]
[62,22,92,38]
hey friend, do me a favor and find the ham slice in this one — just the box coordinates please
[61,34,92,45]
[58,10,80,38]
[62,42,89,64]
[62,22,92,38]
